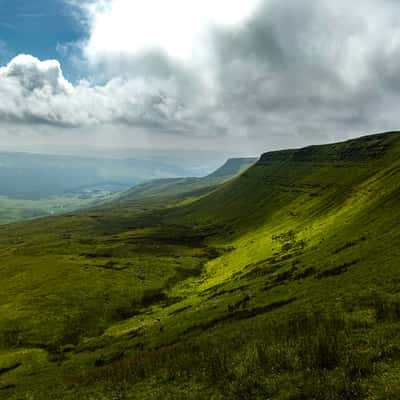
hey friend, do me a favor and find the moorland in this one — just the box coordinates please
[0,132,399,399]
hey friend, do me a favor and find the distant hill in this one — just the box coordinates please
[206,157,257,178]
[119,157,256,202]
[0,152,205,200]
[1,132,400,399]
[0,156,254,225]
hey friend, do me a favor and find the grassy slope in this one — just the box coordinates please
[0,132,400,399]
[0,158,256,225]
[118,157,256,203]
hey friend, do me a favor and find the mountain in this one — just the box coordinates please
[118,157,256,203]
[173,131,400,232]
[0,132,399,399]
[206,157,257,178]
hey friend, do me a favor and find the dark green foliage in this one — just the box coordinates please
[316,259,360,279]
[373,294,400,322]
[71,310,380,399]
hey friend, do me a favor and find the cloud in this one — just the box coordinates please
[211,0,400,145]
[81,0,260,63]
[61,0,400,147]
[3,0,400,152]
[0,54,198,130]
[0,54,73,93]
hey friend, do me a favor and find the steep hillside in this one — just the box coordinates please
[174,131,400,233]
[0,132,399,399]
[206,157,257,178]
[119,157,256,203]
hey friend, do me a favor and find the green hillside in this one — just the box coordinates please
[0,157,250,226]
[119,157,256,203]
[0,132,400,399]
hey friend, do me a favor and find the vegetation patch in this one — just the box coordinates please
[316,259,361,279]
[0,363,21,376]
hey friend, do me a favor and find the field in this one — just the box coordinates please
[0,132,399,399]
[0,191,119,225]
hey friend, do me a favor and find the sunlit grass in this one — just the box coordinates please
[0,132,399,398]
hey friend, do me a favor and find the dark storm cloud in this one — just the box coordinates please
[205,0,400,147]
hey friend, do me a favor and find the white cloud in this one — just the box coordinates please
[0,54,73,94]
[0,54,196,129]
[82,0,260,63]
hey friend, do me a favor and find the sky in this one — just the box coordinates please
[1,0,400,155]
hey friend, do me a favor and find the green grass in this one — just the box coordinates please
[0,191,118,225]
[119,157,256,204]
[0,132,399,399]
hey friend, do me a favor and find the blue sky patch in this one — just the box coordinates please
[0,0,86,76]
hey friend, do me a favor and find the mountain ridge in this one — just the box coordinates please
[259,130,400,163]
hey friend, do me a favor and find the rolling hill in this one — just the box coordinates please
[0,132,399,399]
[0,155,252,225]
[118,157,256,203]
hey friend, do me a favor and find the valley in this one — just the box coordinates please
[0,132,399,399]
[0,153,249,225]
